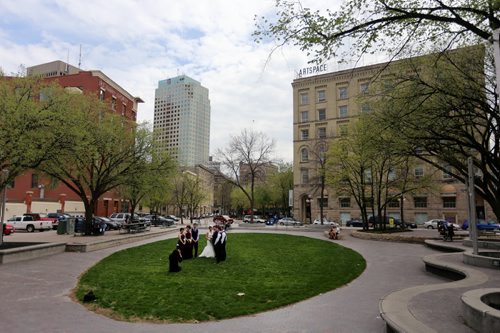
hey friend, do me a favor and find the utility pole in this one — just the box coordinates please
[467,158,478,255]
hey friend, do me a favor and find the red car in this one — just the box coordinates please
[213,215,234,224]
[3,223,15,235]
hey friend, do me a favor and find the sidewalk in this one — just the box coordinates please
[0,227,496,332]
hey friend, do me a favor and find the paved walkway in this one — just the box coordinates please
[0,226,496,332]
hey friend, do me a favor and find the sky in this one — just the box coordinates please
[0,0,346,163]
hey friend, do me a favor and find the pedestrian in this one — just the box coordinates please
[191,223,200,258]
[219,226,227,262]
[212,225,222,263]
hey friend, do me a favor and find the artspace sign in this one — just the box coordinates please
[295,64,328,78]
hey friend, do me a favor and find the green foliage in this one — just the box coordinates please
[0,77,68,188]
[76,233,365,322]
[255,0,497,64]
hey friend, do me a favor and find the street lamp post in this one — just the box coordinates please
[1,169,9,247]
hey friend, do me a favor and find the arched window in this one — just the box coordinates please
[301,148,309,162]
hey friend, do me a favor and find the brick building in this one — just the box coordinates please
[3,60,143,218]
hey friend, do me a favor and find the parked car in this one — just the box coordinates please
[346,219,364,227]
[166,215,179,222]
[423,219,447,229]
[243,215,266,223]
[277,217,302,226]
[313,218,337,226]
[151,216,175,227]
[3,222,15,235]
[403,220,418,229]
[24,213,59,230]
[47,212,72,230]
[213,215,234,224]
[109,212,131,224]
[94,216,121,230]
[7,215,53,232]
[424,219,459,230]
[476,219,500,231]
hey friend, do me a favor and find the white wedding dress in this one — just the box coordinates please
[199,231,215,258]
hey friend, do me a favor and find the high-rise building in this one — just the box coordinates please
[154,75,210,167]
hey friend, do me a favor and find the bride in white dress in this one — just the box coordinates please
[199,226,215,258]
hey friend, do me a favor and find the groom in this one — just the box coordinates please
[212,225,222,263]
[191,223,199,258]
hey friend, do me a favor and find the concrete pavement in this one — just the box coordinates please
[0,226,496,332]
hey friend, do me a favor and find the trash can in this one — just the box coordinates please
[57,219,67,235]
[66,217,75,235]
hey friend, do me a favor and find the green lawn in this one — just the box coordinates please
[75,233,365,322]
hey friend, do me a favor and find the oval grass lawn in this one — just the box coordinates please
[75,233,365,322]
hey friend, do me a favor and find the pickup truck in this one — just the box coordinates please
[24,213,59,230]
[7,215,53,232]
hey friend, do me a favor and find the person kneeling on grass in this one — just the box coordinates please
[169,244,183,272]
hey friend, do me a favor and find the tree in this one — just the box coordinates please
[172,172,189,224]
[0,77,70,190]
[184,173,207,223]
[368,47,500,219]
[255,0,499,64]
[38,94,154,235]
[216,129,275,223]
[327,116,435,229]
[257,1,500,220]
[118,128,175,220]
[267,162,293,216]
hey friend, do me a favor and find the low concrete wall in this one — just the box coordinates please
[463,251,500,269]
[352,230,435,244]
[463,239,500,250]
[0,242,66,264]
[66,229,174,252]
[462,288,500,333]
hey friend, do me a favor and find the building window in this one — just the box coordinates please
[301,129,309,140]
[443,164,453,179]
[317,127,326,138]
[301,169,309,184]
[361,103,372,113]
[122,103,126,116]
[360,82,369,94]
[414,196,427,208]
[442,197,456,208]
[339,124,348,136]
[300,111,309,123]
[339,105,348,118]
[388,168,396,181]
[318,109,326,121]
[318,198,328,208]
[111,97,116,110]
[415,165,424,178]
[338,86,348,99]
[339,197,351,208]
[300,92,309,105]
[31,173,38,188]
[317,90,326,103]
[301,148,309,162]
[388,199,400,208]
[99,89,105,101]
[364,169,372,183]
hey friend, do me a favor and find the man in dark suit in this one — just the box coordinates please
[191,223,200,258]
[212,225,222,263]
[220,227,227,262]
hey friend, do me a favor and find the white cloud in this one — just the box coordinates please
[0,0,343,163]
